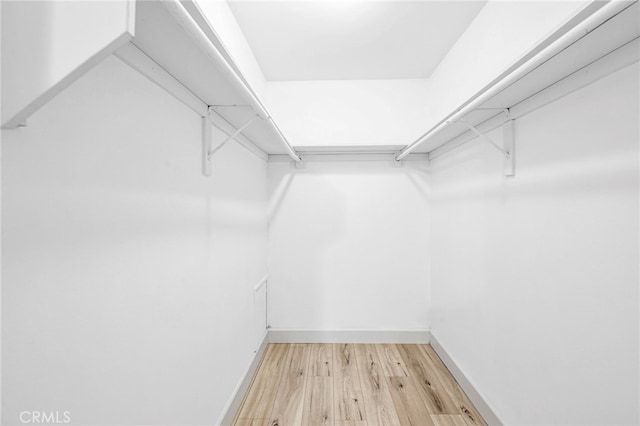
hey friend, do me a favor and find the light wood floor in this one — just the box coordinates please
[232,343,486,426]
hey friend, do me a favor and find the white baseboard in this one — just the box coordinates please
[217,332,269,426]
[429,333,502,426]
[268,329,431,344]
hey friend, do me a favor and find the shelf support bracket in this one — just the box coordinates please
[503,119,515,177]
[202,116,213,176]
[202,112,261,176]
[457,118,509,157]
[208,114,260,160]
[456,117,515,177]
[294,155,306,169]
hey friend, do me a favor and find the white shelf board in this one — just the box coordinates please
[119,0,639,161]
[414,1,640,155]
[132,1,241,106]
[125,0,291,155]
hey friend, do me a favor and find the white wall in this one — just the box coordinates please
[265,79,431,147]
[429,63,639,425]
[268,160,430,331]
[261,1,585,149]
[1,56,268,425]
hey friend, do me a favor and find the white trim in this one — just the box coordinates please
[269,143,429,162]
[296,145,406,153]
[217,332,269,426]
[268,329,430,344]
[429,333,503,426]
[268,153,429,163]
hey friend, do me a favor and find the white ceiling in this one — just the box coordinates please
[227,0,486,81]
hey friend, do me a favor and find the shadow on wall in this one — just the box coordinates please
[267,160,431,331]
[268,165,346,329]
[1,56,269,425]
[428,126,638,203]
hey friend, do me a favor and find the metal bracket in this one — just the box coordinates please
[456,116,515,177]
[202,116,213,176]
[202,110,261,176]
[457,118,509,157]
[476,107,510,116]
[209,104,252,111]
[293,156,306,169]
[503,119,515,177]
[208,115,260,160]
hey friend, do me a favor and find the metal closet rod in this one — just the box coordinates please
[160,0,301,162]
[396,0,631,161]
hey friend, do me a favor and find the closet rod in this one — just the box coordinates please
[160,0,301,162]
[396,0,630,161]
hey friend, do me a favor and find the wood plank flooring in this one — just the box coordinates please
[232,344,486,426]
